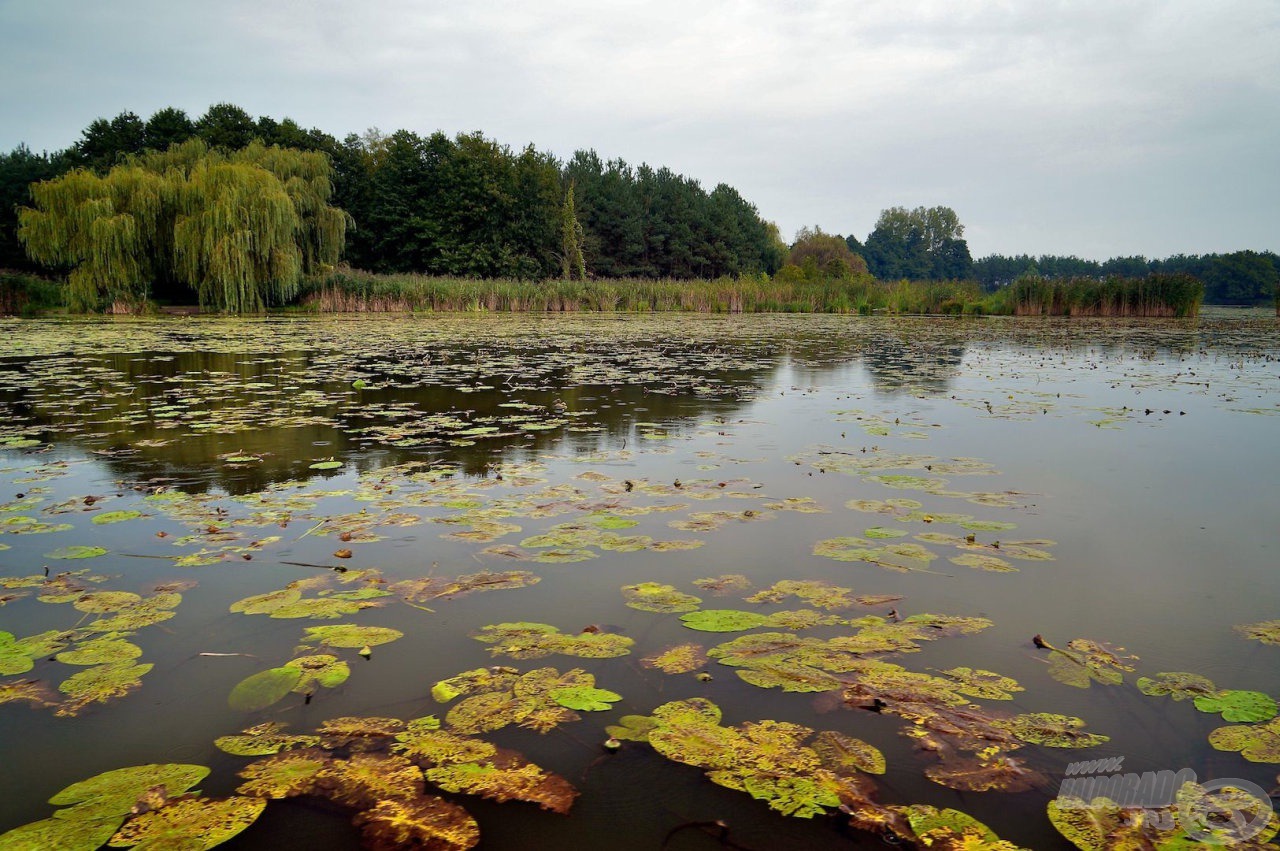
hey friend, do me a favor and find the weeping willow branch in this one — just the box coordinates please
[17,138,348,313]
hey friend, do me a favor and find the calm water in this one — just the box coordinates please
[0,311,1278,849]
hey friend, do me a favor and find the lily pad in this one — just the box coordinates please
[1193,689,1278,722]
[44,546,108,560]
[108,795,266,849]
[548,686,622,711]
[303,624,404,649]
[679,609,770,633]
[215,722,321,757]
[58,662,153,715]
[49,763,210,817]
[620,582,701,613]
[1236,620,1280,646]
[641,644,708,674]
[1208,717,1280,762]
[472,623,633,659]
[999,713,1109,748]
[90,511,144,525]
[1136,671,1217,701]
[228,666,305,712]
[352,796,479,851]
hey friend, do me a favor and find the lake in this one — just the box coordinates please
[1,311,1278,849]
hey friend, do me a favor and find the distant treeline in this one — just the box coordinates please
[973,251,1279,305]
[0,103,786,288]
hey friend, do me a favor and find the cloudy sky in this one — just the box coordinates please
[1,0,1276,259]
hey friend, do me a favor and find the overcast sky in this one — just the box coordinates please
[1,0,1276,259]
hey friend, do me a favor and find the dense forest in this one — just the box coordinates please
[1,103,1276,311]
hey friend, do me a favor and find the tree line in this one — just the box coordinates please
[1,104,788,293]
[2,103,1274,310]
[972,251,1279,304]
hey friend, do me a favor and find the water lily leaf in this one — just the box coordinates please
[313,753,424,808]
[56,638,143,666]
[317,716,407,749]
[268,597,366,619]
[44,546,108,560]
[472,623,633,659]
[438,667,604,735]
[390,571,539,604]
[621,582,701,613]
[924,752,1047,792]
[235,749,331,797]
[1136,671,1217,701]
[228,666,305,712]
[57,662,153,715]
[431,667,520,704]
[605,714,660,742]
[809,730,885,775]
[1208,717,1280,762]
[736,661,843,693]
[679,609,770,632]
[73,592,143,614]
[1175,782,1280,846]
[1236,620,1280,646]
[1194,689,1278,722]
[1000,713,1109,748]
[352,796,479,851]
[394,726,495,767]
[108,796,265,850]
[229,588,301,615]
[0,815,121,851]
[846,498,923,514]
[863,526,908,539]
[1044,639,1137,689]
[309,460,343,470]
[49,764,210,819]
[938,667,1024,700]
[284,654,350,693]
[891,805,1021,849]
[692,574,753,594]
[90,510,144,525]
[215,722,321,757]
[642,643,707,674]
[424,748,578,813]
[303,624,404,649]
[0,679,59,708]
[549,686,622,711]
[745,580,855,611]
[949,553,1017,572]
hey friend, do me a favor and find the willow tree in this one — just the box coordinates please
[18,139,347,312]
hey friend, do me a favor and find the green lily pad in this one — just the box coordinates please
[309,460,343,470]
[56,638,143,666]
[108,795,266,849]
[0,815,121,851]
[1000,713,1109,748]
[228,667,305,712]
[549,686,623,711]
[49,763,210,816]
[1237,620,1280,646]
[285,654,350,692]
[1193,689,1278,722]
[472,623,633,659]
[1208,717,1280,762]
[236,749,331,798]
[641,644,707,674]
[1136,671,1217,701]
[90,511,143,525]
[680,609,771,633]
[303,624,404,649]
[215,722,322,757]
[863,526,908,539]
[44,546,108,560]
[58,662,153,714]
[621,582,701,613]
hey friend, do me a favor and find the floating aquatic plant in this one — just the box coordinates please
[472,623,632,659]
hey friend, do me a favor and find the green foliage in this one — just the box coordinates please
[863,205,972,281]
[18,139,348,312]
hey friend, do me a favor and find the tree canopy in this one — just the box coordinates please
[862,206,973,281]
[18,139,348,312]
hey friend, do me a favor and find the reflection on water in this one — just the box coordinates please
[0,313,1278,850]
